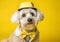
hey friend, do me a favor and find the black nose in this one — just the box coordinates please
[27,18,32,22]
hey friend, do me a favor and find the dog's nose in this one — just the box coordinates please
[27,18,32,22]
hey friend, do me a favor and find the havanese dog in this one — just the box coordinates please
[1,2,44,42]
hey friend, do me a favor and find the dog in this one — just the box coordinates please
[1,2,44,42]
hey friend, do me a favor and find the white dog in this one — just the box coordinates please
[1,2,44,42]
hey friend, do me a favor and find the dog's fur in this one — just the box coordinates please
[1,8,44,42]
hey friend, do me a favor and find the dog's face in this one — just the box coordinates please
[11,8,44,30]
[19,8,37,30]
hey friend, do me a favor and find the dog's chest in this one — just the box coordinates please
[14,27,39,42]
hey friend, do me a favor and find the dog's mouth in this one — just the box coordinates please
[25,22,34,26]
[27,22,33,25]
[24,22,35,27]
[24,22,35,30]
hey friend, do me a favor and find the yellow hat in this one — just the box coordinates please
[19,2,34,9]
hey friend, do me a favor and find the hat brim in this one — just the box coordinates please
[18,7,37,11]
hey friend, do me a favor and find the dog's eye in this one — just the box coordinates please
[22,14,26,17]
[31,12,35,16]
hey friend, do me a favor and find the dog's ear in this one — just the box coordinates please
[37,10,44,21]
[11,11,19,24]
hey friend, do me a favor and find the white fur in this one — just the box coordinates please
[14,26,21,36]
[37,10,44,21]
[11,9,44,26]
[11,11,19,24]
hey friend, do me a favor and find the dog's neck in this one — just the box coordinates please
[25,27,36,33]
[20,26,37,33]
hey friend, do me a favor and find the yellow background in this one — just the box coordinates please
[0,0,60,42]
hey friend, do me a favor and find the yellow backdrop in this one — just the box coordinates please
[0,0,60,42]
